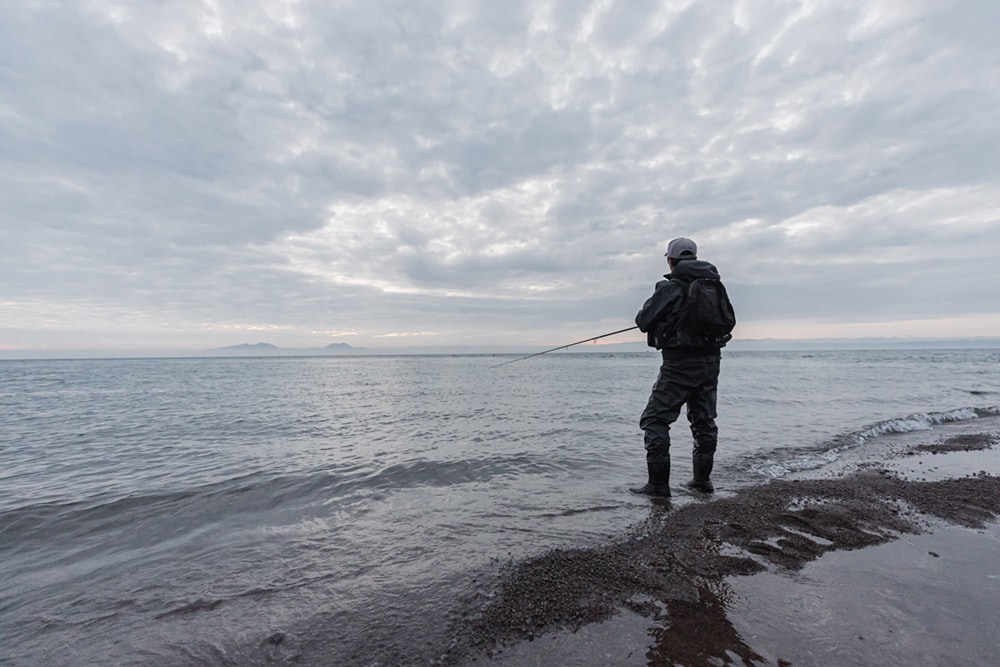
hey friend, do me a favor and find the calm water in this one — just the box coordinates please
[2,350,999,666]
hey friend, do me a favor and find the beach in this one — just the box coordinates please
[443,428,1000,666]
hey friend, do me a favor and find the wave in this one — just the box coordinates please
[0,452,562,550]
[853,407,997,442]
[746,405,1000,479]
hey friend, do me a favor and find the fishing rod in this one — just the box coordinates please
[490,326,639,368]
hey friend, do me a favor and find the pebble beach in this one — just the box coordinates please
[444,429,1000,666]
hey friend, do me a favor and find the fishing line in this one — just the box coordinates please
[490,326,639,368]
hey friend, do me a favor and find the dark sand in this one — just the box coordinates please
[442,431,1000,666]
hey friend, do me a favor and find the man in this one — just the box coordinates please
[631,237,727,497]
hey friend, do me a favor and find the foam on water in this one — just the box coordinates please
[746,406,1000,479]
[856,407,993,441]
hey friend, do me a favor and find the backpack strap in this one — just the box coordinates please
[649,277,690,349]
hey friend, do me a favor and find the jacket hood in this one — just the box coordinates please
[665,259,720,281]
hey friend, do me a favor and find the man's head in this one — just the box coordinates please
[665,237,697,270]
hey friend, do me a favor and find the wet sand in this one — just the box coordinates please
[444,431,1000,666]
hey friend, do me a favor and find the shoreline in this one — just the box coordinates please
[446,431,1000,666]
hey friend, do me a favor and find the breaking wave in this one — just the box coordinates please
[747,406,1000,479]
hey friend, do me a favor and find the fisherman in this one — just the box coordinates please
[631,237,732,496]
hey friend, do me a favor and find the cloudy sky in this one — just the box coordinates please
[3,0,999,353]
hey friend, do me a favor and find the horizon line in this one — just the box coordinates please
[3,335,1000,361]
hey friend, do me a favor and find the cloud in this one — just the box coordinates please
[1,0,999,351]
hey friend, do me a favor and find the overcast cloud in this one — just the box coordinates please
[2,0,999,352]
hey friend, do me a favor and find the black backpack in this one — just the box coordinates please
[676,277,736,347]
[647,278,736,350]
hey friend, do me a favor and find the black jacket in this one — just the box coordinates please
[635,259,723,359]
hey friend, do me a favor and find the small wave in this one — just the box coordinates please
[0,454,562,549]
[153,586,277,620]
[747,406,1000,479]
[536,504,624,519]
[365,454,560,493]
[155,597,225,619]
[854,407,998,444]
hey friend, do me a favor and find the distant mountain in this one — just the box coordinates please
[213,343,279,351]
[207,342,364,356]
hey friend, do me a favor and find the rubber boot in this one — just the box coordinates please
[630,461,671,497]
[684,452,715,493]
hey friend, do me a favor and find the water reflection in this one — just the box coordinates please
[638,500,767,667]
[644,580,766,667]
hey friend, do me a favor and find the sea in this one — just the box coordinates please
[2,349,999,666]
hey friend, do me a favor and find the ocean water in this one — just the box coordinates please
[1,349,999,666]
